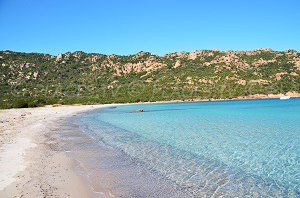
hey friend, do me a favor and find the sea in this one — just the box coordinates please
[61,99,300,197]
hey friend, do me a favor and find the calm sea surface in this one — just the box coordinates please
[76,99,300,197]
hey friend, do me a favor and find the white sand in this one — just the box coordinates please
[0,136,36,191]
[0,104,118,197]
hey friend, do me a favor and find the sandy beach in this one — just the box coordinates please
[1,95,300,197]
[0,104,118,198]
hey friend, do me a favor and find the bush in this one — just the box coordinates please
[13,99,29,108]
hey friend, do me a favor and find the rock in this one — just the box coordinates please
[198,78,213,84]
[145,78,153,83]
[286,91,300,97]
[91,56,98,63]
[188,50,203,60]
[252,58,276,67]
[25,63,35,67]
[186,76,194,85]
[249,79,270,84]
[275,72,287,81]
[56,54,63,61]
[120,60,166,75]
[33,71,39,78]
[237,79,247,86]
[290,72,299,77]
[174,60,181,68]
[286,49,296,53]
[133,51,149,59]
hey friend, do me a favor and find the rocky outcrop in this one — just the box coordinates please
[237,79,247,85]
[249,79,270,84]
[275,72,288,81]
[174,60,181,68]
[290,72,299,77]
[120,60,167,75]
[252,58,276,67]
[56,54,63,61]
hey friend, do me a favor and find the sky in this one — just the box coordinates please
[0,0,299,55]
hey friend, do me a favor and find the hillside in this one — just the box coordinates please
[0,49,300,108]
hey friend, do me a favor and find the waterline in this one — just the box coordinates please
[72,99,300,197]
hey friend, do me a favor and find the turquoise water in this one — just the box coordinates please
[79,99,300,197]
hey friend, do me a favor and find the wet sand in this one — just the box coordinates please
[0,105,117,198]
[0,103,191,197]
[56,115,190,197]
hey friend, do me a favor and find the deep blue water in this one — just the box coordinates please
[79,99,300,197]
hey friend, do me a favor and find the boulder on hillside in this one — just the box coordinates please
[56,54,63,61]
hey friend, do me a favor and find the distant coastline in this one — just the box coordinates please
[133,92,300,105]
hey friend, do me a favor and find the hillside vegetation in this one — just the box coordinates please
[1,49,300,108]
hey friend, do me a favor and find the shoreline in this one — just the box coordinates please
[0,104,119,197]
[137,92,300,104]
[0,96,299,197]
[61,98,300,197]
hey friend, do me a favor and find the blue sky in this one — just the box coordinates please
[0,0,299,55]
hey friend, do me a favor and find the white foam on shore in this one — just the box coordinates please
[0,136,36,191]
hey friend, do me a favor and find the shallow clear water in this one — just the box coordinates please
[79,99,300,197]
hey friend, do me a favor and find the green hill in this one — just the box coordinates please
[1,49,299,108]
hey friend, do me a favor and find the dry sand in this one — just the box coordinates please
[0,104,117,198]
